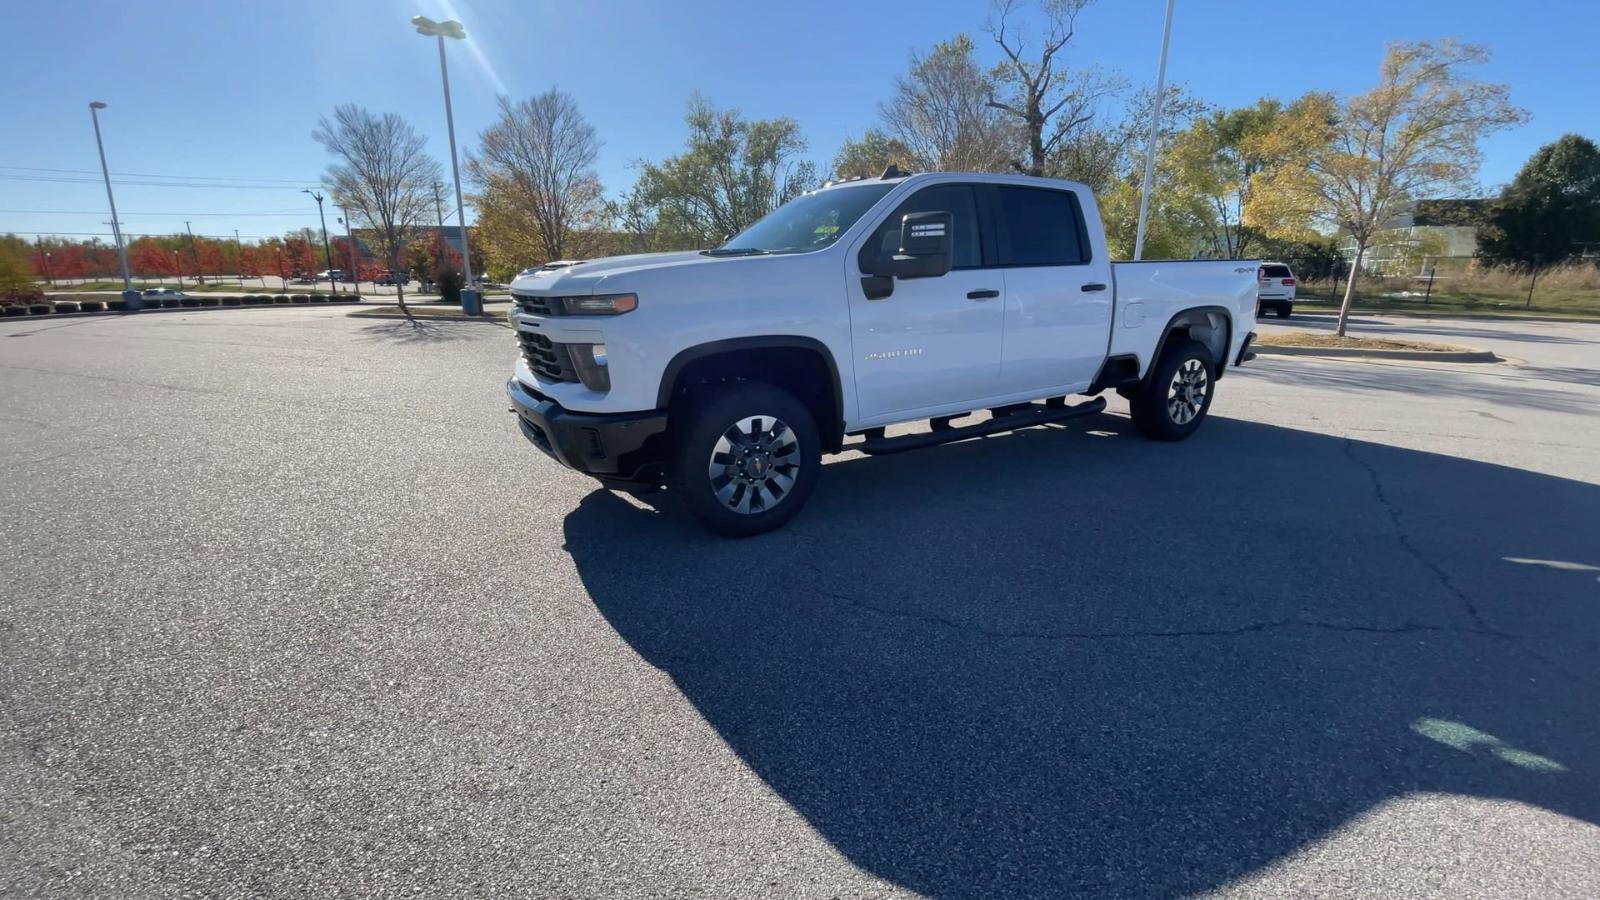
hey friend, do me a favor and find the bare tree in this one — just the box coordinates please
[313,104,442,315]
[986,0,1122,177]
[1248,40,1526,335]
[879,35,1015,172]
[469,90,605,265]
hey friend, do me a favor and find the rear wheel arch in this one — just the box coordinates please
[658,337,846,452]
[1149,306,1234,380]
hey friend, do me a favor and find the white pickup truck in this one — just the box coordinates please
[507,170,1258,535]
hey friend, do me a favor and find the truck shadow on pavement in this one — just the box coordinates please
[562,413,1600,897]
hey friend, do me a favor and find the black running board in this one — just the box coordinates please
[857,396,1107,455]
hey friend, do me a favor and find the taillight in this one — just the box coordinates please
[1282,278,1295,286]
[1258,268,1266,281]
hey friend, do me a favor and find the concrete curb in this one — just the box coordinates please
[346,310,506,324]
[2,301,360,323]
[1254,344,1500,363]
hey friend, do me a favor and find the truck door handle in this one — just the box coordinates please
[967,289,1000,300]
[1081,283,1107,292]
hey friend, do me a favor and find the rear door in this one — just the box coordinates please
[989,184,1114,395]
[848,182,1005,418]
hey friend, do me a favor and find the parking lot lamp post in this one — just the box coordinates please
[338,209,360,298]
[88,101,141,310]
[43,252,53,287]
[1133,0,1176,261]
[411,15,480,315]
[173,250,183,289]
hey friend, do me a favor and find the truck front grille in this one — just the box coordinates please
[518,332,580,383]
[512,292,563,316]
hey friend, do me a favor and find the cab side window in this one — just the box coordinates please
[994,186,1089,266]
[858,184,983,272]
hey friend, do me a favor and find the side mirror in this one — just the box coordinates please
[887,211,953,279]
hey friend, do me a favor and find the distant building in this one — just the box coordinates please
[1345,199,1491,274]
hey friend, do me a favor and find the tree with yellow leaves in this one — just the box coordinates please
[1246,40,1525,335]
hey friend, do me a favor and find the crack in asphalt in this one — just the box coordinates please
[1342,438,1491,632]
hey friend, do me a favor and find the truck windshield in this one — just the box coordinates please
[710,183,896,255]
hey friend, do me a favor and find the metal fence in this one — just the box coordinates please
[1274,255,1600,311]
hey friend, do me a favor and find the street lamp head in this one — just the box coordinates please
[89,101,107,110]
[411,14,438,34]
[438,19,466,39]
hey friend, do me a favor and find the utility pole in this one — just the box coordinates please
[234,229,243,285]
[301,189,336,294]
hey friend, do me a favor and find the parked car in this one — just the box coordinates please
[506,169,1259,536]
[140,287,189,302]
[291,275,318,285]
[374,271,402,286]
[1257,262,1296,318]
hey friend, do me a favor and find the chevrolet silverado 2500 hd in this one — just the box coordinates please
[507,170,1258,536]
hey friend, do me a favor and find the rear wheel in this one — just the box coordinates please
[1128,338,1216,441]
[1277,303,1293,319]
[672,382,821,537]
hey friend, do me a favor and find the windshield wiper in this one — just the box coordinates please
[701,247,772,257]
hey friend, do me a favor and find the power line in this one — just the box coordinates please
[0,208,310,217]
[0,164,314,185]
[0,173,313,191]
[8,230,280,239]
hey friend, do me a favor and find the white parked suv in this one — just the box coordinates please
[1257,262,1296,318]
[507,169,1259,535]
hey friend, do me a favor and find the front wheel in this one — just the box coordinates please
[672,382,822,537]
[1128,338,1216,441]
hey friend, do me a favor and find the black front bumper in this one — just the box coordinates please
[506,378,669,479]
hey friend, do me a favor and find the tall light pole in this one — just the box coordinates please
[302,189,336,294]
[412,15,480,315]
[234,228,242,285]
[1133,0,1176,261]
[338,209,361,299]
[184,220,201,284]
[88,101,141,309]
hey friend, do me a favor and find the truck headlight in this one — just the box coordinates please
[562,293,636,315]
[570,342,610,392]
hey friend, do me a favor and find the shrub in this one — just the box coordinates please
[80,300,105,312]
[308,294,329,303]
[3,304,26,316]
[290,293,310,303]
[181,297,200,307]
[222,296,242,306]
[53,301,81,313]
[2,285,45,304]
[28,303,52,315]
[198,296,220,307]
[274,295,292,304]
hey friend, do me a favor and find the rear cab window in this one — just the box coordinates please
[1261,265,1293,279]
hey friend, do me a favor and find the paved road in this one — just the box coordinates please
[2,309,1597,898]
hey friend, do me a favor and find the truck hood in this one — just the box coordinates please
[510,251,726,295]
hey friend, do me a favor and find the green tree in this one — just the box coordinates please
[630,96,818,248]
[832,130,916,180]
[1478,134,1600,268]
[1247,40,1526,335]
[1165,98,1325,258]
[0,234,37,296]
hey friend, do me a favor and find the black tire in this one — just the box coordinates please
[1276,304,1293,319]
[1128,338,1216,442]
[671,382,822,537]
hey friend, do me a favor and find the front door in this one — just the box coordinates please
[847,183,1005,419]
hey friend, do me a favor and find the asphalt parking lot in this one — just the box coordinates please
[3,307,1598,898]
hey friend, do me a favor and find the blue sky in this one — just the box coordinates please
[1,0,1594,244]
